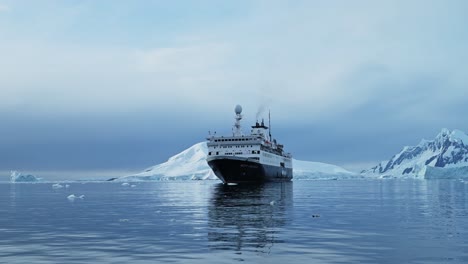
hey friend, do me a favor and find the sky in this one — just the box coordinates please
[1,0,468,177]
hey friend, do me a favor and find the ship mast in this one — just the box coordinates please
[233,105,243,136]
[269,110,272,141]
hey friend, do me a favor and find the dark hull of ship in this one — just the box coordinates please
[207,157,293,184]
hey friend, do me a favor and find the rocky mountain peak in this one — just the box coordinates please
[363,128,468,178]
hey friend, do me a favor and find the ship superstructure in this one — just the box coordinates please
[206,105,293,183]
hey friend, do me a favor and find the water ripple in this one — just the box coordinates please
[0,180,467,263]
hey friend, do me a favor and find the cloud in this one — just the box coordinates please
[1,1,467,124]
[131,43,234,102]
[1,1,468,172]
[0,4,9,12]
[0,41,238,117]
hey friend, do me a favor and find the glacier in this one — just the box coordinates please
[118,142,359,182]
[362,128,468,179]
[292,159,360,180]
[10,171,41,183]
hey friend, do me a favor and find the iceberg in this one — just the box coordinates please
[118,142,358,182]
[10,171,41,183]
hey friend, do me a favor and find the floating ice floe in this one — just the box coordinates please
[52,183,64,189]
[121,182,130,186]
[67,194,85,201]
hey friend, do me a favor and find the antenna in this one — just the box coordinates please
[269,109,272,141]
[233,105,243,136]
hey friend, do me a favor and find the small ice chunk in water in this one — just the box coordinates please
[270,201,276,206]
[121,183,130,186]
[67,194,85,201]
[65,184,70,188]
[130,185,136,188]
[52,183,63,189]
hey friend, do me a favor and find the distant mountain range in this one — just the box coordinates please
[119,142,359,182]
[118,128,468,182]
[362,129,468,179]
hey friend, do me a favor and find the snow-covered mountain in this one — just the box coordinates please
[119,142,358,182]
[362,128,468,179]
[121,142,216,181]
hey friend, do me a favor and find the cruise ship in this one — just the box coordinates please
[206,105,293,184]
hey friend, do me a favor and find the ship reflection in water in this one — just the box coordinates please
[208,182,293,253]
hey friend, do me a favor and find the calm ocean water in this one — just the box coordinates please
[1,180,467,263]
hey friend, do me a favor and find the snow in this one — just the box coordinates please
[292,159,358,180]
[363,128,468,179]
[293,159,351,174]
[119,142,216,182]
[118,142,358,182]
[433,128,468,146]
[10,171,41,183]
[450,129,468,145]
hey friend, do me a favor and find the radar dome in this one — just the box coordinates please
[234,105,242,114]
